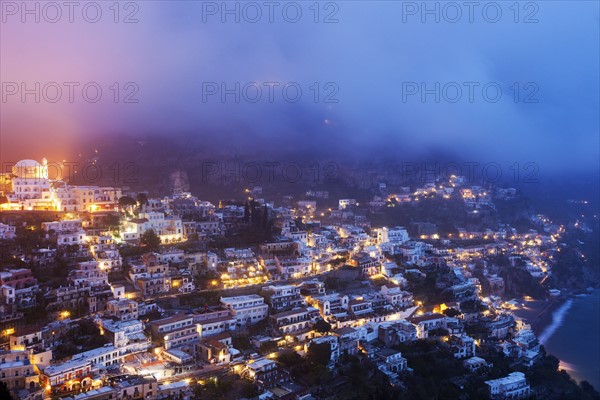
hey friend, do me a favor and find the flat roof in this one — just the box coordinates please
[221,294,263,302]
[150,313,193,326]
[485,372,526,386]
[72,386,115,399]
[271,307,316,319]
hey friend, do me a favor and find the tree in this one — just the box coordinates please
[0,195,8,205]
[66,243,80,255]
[240,382,260,398]
[277,350,303,368]
[443,308,461,318]
[136,193,149,207]
[307,342,332,367]
[0,381,13,400]
[118,195,137,214]
[262,205,269,229]
[580,381,600,399]
[140,229,160,251]
[259,340,278,355]
[243,202,250,224]
[313,318,332,333]
[104,213,120,230]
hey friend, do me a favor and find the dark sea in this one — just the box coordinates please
[516,290,600,389]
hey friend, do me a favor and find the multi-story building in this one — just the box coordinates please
[409,313,459,339]
[46,284,91,311]
[273,256,313,279]
[261,284,305,311]
[197,339,231,365]
[0,349,39,395]
[448,335,476,359]
[376,348,408,374]
[68,386,117,400]
[348,297,374,317]
[134,275,170,298]
[0,223,17,239]
[57,230,87,247]
[220,295,269,326]
[42,219,83,233]
[149,314,198,350]
[196,315,237,339]
[333,326,361,356]
[191,307,235,335]
[464,356,489,372]
[9,327,44,352]
[270,306,320,338]
[8,159,55,210]
[122,212,184,244]
[40,356,92,393]
[89,238,123,271]
[298,280,325,296]
[0,269,38,308]
[338,199,356,209]
[61,186,121,213]
[99,319,150,354]
[378,321,418,347]
[70,261,108,287]
[485,372,531,399]
[376,227,409,244]
[349,253,380,277]
[4,160,121,212]
[196,219,224,236]
[310,293,349,317]
[106,299,139,322]
[39,345,122,394]
[380,286,413,308]
[239,358,287,389]
[108,375,158,400]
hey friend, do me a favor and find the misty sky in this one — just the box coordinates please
[1,1,599,172]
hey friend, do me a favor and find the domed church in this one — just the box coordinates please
[10,159,56,210]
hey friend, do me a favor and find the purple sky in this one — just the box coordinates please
[1,1,598,172]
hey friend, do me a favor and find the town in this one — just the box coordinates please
[0,158,597,400]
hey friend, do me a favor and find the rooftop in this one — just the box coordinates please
[221,294,263,302]
[410,313,447,324]
[485,372,527,386]
[333,326,357,336]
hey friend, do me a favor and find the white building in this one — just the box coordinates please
[380,285,413,308]
[9,159,55,210]
[376,227,409,244]
[149,314,199,350]
[106,299,139,321]
[100,319,150,354]
[338,199,356,210]
[305,336,339,368]
[42,219,83,233]
[70,261,108,287]
[122,212,184,243]
[57,230,87,246]
[220,295,269,326]
[485,372,530,399]
[310,293,349,317]
[4,159,121,212]
[0,223,16,239]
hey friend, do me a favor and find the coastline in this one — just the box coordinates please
[518,295,564,337]
[516,289,600,390]
[537,299,573,344]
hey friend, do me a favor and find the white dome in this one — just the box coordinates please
[15,159,41,167]
[13,159,48,179]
